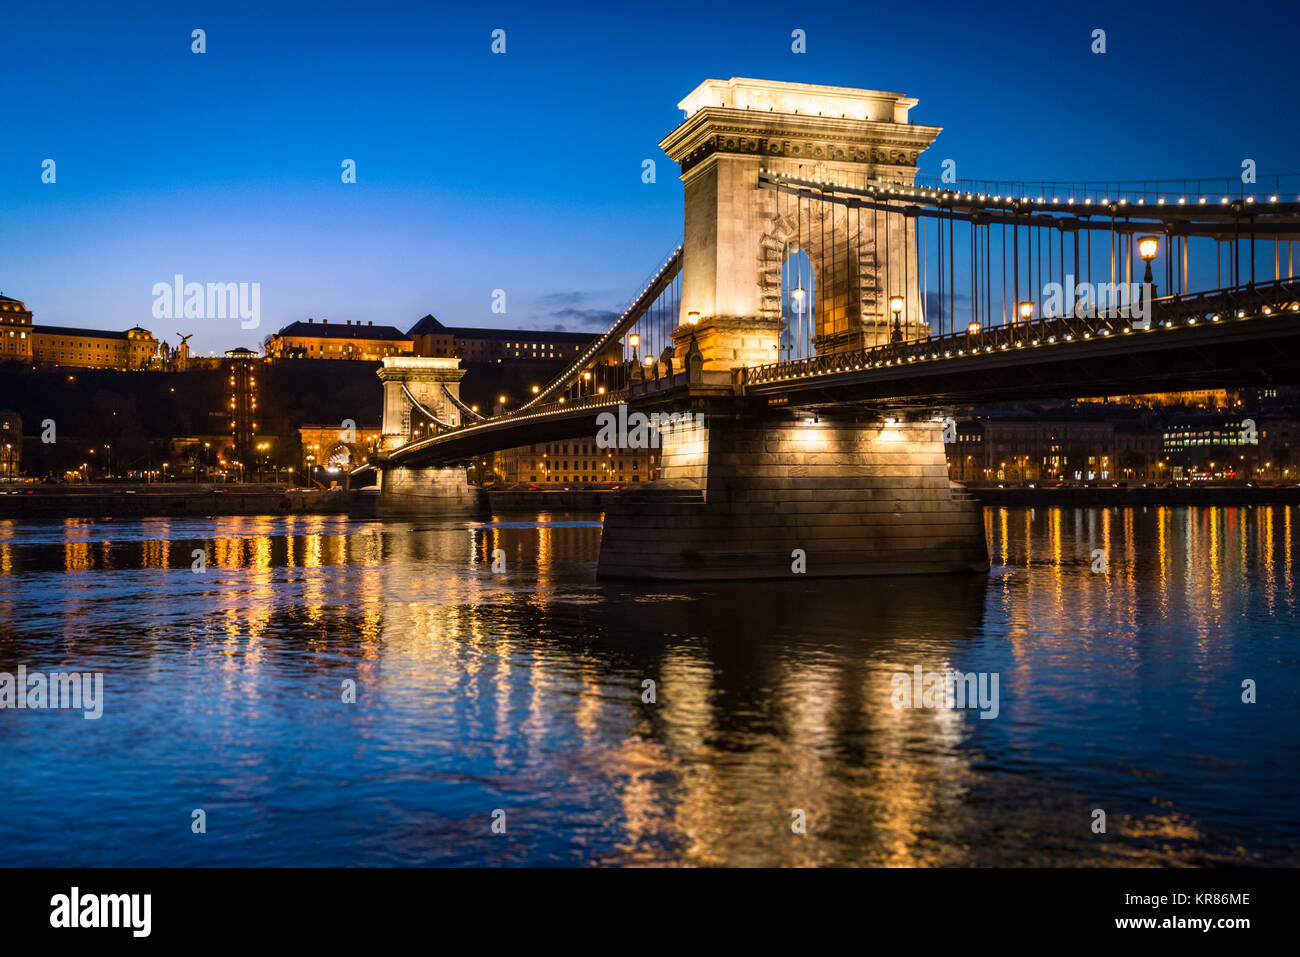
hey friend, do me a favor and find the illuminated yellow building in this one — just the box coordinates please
[30,325,158,369]
[265,318,413,359]
[2,296,158,369]
[493,440,660,486]
[1077,389,1235,409]
[0,295,33,360]
[0,410,20,479]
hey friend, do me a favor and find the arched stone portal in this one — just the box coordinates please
[325,442,362,469]
[378,355,468,450]
[661,77,940,368]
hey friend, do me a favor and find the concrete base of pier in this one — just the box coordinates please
[371,466,489,519]
[597,411,988,580]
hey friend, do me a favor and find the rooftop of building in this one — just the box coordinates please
[33,325,133,340]
[273,319,409,341]
[406,314,598,343]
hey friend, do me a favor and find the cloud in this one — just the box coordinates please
[535,291,592,309]
[924,290,971,322]
[534,290,619,331]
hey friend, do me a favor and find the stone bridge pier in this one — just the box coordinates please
[597,408,988,580]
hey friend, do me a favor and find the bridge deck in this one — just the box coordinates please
[382,279,1300,467]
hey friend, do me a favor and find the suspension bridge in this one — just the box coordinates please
[360,77,1300,580]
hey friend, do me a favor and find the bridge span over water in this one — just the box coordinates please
[361,77,1300,581]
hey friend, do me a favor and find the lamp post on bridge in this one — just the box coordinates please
[628,334,640,391]
[889,296,905,343]
[1138,236,1160,319]
[685,312,703,385]
[1017,300,1034,335]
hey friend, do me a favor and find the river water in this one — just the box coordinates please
[0,507,1296,866]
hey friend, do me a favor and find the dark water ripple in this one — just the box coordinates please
[0,507,1296,866]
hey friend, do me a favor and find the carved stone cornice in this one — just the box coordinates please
[660,106,942,177]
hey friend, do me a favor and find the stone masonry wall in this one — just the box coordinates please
[598,412,988,580]
[376,466,489,519]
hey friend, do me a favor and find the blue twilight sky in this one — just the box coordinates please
[1,0,1297,356]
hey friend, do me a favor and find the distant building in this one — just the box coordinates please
[0,294,157,369]
[492,439,660,486]
[407,314,602,364]
[31,325,159,369]
[1114,427,1165,481]
[0,295,33,360]
[1162,417,1257,453]
[1077,389,1236,409]
[949,419,1118,482]
[265,318,413,360]
[1161,415,1300,480]
[262,313,610,368]
[0,410,21,479]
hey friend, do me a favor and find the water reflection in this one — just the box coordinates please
[0,507,1296,866]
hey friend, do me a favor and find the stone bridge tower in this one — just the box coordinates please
[598,79,986,581]
[659,78,941,370]
[377,355,469,452]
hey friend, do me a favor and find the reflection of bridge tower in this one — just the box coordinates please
[377,356,468,452]
[660,78,940,368]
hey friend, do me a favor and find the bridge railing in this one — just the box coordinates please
[898,173,1300,207]
[518,243,682,411]
[741,278,1300,387]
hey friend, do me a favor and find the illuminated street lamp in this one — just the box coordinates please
[1138,235,1159,292]
[1017,301,1034,324]
[889,295,905,342]
[530,384,539,394]
[685,311,702,363]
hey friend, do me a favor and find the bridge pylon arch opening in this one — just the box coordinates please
[660,77,941,372]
